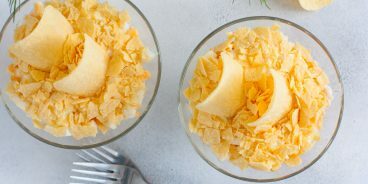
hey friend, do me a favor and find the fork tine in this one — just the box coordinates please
[82,150,106,163]
[101,146,131,165]
[76,153,91,162]
[99,147,147,183]
[73,162,111,170]
[70,176,120,184]
[73,162,123,172]
[101,146,119,157]
[72,169,120,179]
[92,148,116,163]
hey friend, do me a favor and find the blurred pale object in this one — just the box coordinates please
[299,0,333,11]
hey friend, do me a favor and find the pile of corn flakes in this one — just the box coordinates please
[7,0,152,139]
[184,26,331,171]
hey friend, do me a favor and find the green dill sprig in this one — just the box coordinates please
[259,0,270,9]
[233,0,271,9]
[8,0,21,21]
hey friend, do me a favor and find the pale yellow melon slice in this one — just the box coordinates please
[299,0,333,11]
[9,6,73,71]
[196,52,244,117]
[248,69,292,127]
[53,34,107,96]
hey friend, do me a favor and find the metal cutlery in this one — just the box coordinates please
[70,146,148,184]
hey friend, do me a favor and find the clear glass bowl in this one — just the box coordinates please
[178,17,343,182]
[0,0,161,149]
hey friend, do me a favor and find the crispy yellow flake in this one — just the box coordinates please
[100,99,120,116]
[44,125,67,137]
[118,11,130,26]
[77,17,96,37]
[249,161,273,171]
[126,37,143,52]
[33,119,45,129]
[221,128,233,141]
[70,120,98,140]
[244,66,266,81]
[285,156,302,167]
[203,128,221,144]
[257,101,268,116]
[212,141,230,160]
[32,2,44,19]
[14,25,26,41]
[106,51,125,76]
[24,15,40,36]
[30,69,46,81]
[291,109,299,125]
[247,100,258,115]
[18,82,42,97]
[248,86,258,99]
[230,157,249,170]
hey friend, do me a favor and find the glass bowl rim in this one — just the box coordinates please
[178,16,344,182]
[0,0,162,149]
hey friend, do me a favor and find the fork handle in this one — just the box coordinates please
[120,167,148,184]
[129,171,149,184]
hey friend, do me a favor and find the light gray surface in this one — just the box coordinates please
[0,0,366,183]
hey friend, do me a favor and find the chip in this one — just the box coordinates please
[9,6,74,71]
[196,52,244,117]
[53,34,107,96]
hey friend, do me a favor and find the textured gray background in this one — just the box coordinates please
[0,0,367,183]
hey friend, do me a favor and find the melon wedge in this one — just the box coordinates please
[53,34,107,96]
[196,52,244,117]
[9,6,73,71]
[248,69,292,127]
[298,0,333,11]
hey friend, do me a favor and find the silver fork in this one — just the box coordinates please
[70,146,148,184]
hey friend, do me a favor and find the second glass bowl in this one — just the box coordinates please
[0,0,161,149]
[178,16,343,182]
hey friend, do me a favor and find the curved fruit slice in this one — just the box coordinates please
[9,6,73,71]
[196,52,244,117]
[298,0,333,11]
[248,69,292,127]
[53,34,107,96]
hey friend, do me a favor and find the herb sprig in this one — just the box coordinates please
[259,0,270,9]
[232,0,270,9]
[8,0,21,21]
